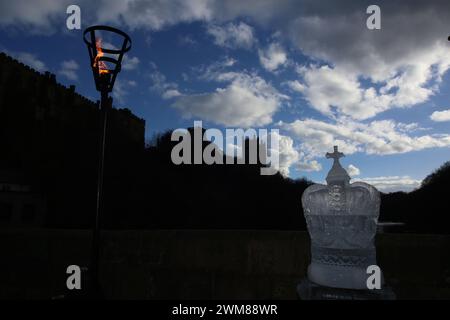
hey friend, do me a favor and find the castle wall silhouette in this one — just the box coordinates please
[0,52,145,227]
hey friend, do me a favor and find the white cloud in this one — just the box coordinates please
[122,56,140,71]
[172,72,287,127]
[430,109,450,122]
[93,0,213,31]
[290,63,445,120]
[272,132,299,177]
[353,176,422,193]
[287,2,450,83]
[258,43,287,72]
[396,122,426,133]
[9,51,47,72]
[206,21,255,49]
[194,56,237,81]
[148,62,181,99]
[113,80,126,101]
[0,0,70,32]
[113,79,136,102]
[347,164,360,177]
[291,65,365,117]
[294,149,322,172]
[58,59,78,81]
[297,159,322,172]
[281,117,450,158]
[285,80,305,92]
[284,2,450,120]
[162,89,182,99]
[178,34,197,46]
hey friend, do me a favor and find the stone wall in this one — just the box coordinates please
[0,52,146,228]
[0,229,449,299]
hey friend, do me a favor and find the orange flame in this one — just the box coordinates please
[93,39,109,74]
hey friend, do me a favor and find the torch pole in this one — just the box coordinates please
[91,89,110,297]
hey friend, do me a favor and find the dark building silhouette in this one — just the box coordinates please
[0,169,46,227]
[0,52,145,228]
[134,129,312,230]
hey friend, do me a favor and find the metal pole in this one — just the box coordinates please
[90,90,110,297]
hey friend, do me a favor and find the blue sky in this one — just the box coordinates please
[1,0,450,192]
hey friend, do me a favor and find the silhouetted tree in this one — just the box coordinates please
[381,160,450,234]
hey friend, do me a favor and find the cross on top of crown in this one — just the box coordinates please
[326,146,344,162]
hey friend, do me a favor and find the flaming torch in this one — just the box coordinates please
[83,26,131,298]
[93,39,110,74]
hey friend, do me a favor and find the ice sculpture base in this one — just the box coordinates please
[307,262,383,290]
[297,278,395,300]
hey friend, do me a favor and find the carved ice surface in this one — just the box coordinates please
[301,146,382,289]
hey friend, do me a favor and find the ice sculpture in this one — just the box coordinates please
[301,146,382,289]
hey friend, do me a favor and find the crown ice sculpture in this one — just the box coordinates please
[301,146,382,289]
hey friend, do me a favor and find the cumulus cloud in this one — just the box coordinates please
[272,132,299,176]
[430,109,450,122]
[347,164,360,177]
[353,176,422,193]
[0,0,70,32]
[285,80,305,92]
[281,117,450,158]
[96,0,212,30]
[284,1,450,120]
[122,56,140,71]
[172,71,287,127]
[297,159,322,172]
[113,79,137,102]
[6,51,47,72]
[294,149,322,173]
[0,1,207,33]
[0,0,287,32]
[194,56,237,81]
[58,59,78,81]
[148,62,181,99]
[207,21,255,49]
[290,63,445,120]
[258,42,287,72]
[250,130,300,176]
[162,89,182,99]
[287,1,450,81]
